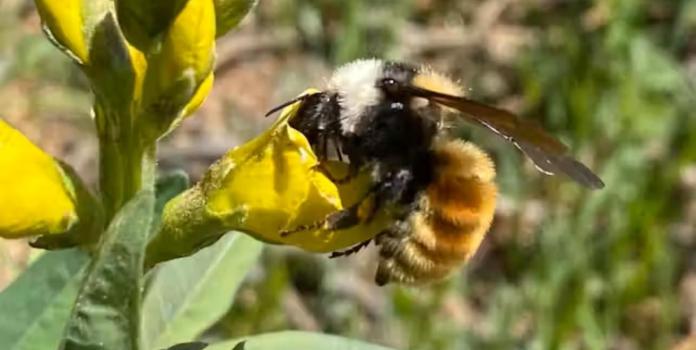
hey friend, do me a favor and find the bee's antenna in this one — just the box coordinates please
[264,94,312,117]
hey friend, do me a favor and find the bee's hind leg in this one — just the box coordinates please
[329,226,393,259]
[329,239,373,258]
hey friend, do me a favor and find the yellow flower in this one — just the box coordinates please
[0,120,77,238]
[146,90,390,268]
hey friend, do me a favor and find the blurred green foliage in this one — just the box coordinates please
[258,0,412,64]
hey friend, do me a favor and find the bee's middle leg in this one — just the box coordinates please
[279,186,381,237]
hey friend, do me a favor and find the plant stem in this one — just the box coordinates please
[97,107,157,222]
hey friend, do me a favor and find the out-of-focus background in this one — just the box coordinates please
[1,0,695,349]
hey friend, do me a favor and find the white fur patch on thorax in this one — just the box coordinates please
[328,59,384,134]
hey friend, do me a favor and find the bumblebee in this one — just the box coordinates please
[267,59,604,285]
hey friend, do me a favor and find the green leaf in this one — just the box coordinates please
[61,191,155,350]
[0,249,88,350]
[207,332,396,350]
[142,234,263,349]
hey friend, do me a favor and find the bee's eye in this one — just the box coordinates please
[379,78,400,95]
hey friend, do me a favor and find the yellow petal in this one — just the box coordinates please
[146,90,390,267]
[180,72,214,120]
[35,0,89,63]
[0,119,77,238]
[128,44,148,105]
[163,0,217,77]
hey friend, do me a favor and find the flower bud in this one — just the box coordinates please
[0,120,102,243]
[145,92,390,268]
[141,0,216,138]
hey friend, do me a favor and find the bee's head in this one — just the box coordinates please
[328,59,418,133]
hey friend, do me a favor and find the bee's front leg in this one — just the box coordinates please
[311,161,360,185]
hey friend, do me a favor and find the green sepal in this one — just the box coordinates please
[115,0,188,51]
[214,0,257,37]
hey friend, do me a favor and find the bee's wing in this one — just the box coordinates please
[409,86,604,189]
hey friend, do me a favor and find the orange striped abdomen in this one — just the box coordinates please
[375,140,497,285]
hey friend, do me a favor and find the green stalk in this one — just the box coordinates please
[99,139,156,221]
[96,105,157,222]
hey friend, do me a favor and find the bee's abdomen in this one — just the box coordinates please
[375,140,497,285]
